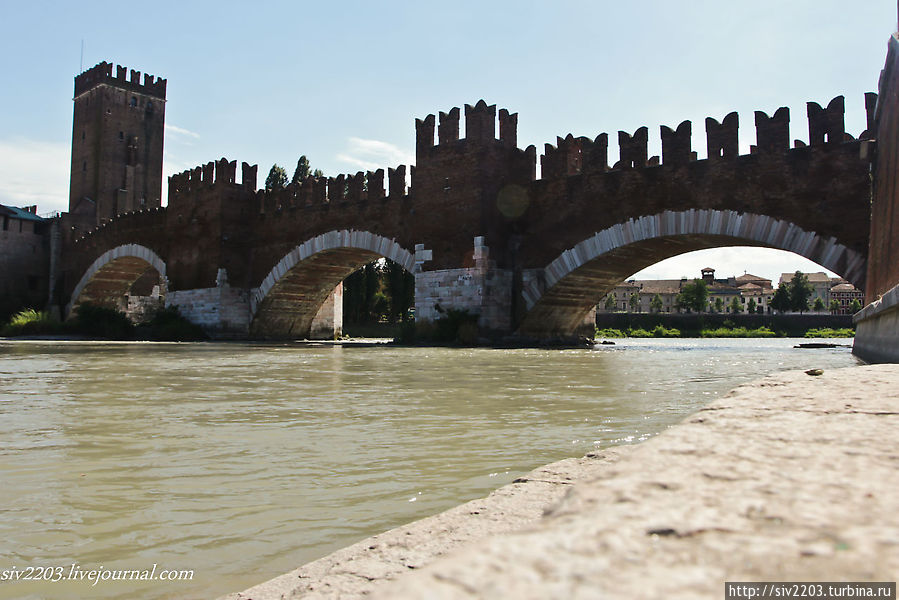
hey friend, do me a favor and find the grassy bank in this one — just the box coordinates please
[596,325,854,339]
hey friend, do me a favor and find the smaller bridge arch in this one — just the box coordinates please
[250,230,414,338]
[519,209,867,337]
[67,244,167,316]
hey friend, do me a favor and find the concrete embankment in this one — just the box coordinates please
[222,364,899,599]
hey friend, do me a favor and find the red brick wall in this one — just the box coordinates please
[867,35,899,302]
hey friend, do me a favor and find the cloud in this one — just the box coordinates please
[336,137,413,172]
[164,124,201,139]
[0,138,70,214]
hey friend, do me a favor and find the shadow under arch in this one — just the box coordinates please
[250,230,414,338]
[518,209,867,338]
[67,244,167,317]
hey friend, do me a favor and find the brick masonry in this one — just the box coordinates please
[854,34,899,363]
[57,79,876,340]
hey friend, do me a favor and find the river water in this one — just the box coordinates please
[0,338,860,600]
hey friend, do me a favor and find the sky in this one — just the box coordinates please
[0,0,895,284]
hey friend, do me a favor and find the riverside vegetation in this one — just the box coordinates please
[596,324,854,339]
[1,304,207,341]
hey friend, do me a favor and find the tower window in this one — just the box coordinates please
[81,131,85,140]
[119,131,124,140]
[82,161,87,172]
[130,96,137,107]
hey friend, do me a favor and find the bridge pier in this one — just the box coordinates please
[414,237,515,338]
[166,268,344,340]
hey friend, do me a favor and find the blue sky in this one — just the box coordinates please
[0,0,894,283]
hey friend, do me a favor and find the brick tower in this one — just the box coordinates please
[68,62,166,225]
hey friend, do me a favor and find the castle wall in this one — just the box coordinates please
[0,207,50,319]
[854,34,899,363]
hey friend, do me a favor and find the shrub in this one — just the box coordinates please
[1,308,61,336]
[140,306,207,341]
[71,303,134,339]
[595,328,626,338]
[805,327,854,338]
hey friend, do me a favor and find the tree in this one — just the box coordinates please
[747,298,757,313]
[291,156,311,185]
[813,297,825,312]
[265,164,288,191]
[787,271,813,314]
[770,285,791,314]
[629,292,641,313]
[603,294,616,312]
[829,299,841,314]
[714,297,724,313]
[676,279,708,313]
[849,298,863,313]
[650,294,663,313]
[729,297,742,313]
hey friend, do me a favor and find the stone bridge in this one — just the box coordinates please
[59,95,874,340]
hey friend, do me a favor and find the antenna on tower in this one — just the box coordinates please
[79,40,84,72]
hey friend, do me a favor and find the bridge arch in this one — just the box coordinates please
[250,230,414,338]
[67,244,167,317]
[519,209,867,338]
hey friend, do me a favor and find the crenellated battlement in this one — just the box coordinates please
[74,61,167,99]
[538,93,875,180]
[168,158,257,201]
[255,166,408,216]
[416,99,519,157]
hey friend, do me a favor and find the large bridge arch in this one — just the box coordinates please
[250,230,414,338]
[67,244,168,317]
[518,209,867,338]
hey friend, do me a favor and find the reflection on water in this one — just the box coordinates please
[0,338,859,599]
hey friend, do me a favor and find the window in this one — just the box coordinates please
[119,131,124,140]
[130,96,137,107]
[81,131,85,140]
[82,161,87,172]
[2,216,7,230]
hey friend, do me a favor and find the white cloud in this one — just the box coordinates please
[164,123,201,139]
[0,138,70,214]
[336,137,414,172]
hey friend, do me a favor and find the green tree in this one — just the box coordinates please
[787,271,813,314]
[813,297,825,312]
[291,156,311,185]
[849,298,863,313]
[265,164,288,191]
[629,292,641,313]
[829,299,841,314]
[771,285,791,314]
[729,297,742,313]
[385,259,414,322]
[603,294,616,312]
[676,279,708,313]
[714,297,724,313]
[747,298,757,313]
[650,294,663,313]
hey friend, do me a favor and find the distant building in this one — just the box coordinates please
[777,272,863,313]
[598,268,774,314]
[0,204,51,319]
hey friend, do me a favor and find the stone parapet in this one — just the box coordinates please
[853,281,899,363]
